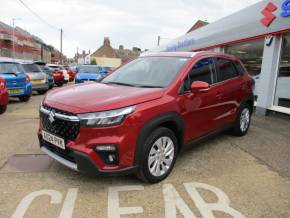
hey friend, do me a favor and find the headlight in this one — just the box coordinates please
[78,105,136,127]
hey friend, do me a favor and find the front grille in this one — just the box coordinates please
[40,106,80,142]
[42,140,76,163]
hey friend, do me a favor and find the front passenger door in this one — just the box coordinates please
[179,58,225,142]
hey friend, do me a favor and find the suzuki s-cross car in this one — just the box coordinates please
[38,52,254,183]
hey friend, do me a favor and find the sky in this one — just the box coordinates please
[0,0,261,58]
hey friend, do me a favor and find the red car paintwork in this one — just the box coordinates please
[52,70,64,85]
[39,52,254,173]
[0,77,9,110]
[65,68,75,81]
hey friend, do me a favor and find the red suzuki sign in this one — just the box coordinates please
[260,2,278,27]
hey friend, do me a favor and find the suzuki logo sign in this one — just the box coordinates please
[48,110,56,123]
[281,0,290,17]
[260,2,278,27]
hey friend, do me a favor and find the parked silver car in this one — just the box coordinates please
[21,62,49,94]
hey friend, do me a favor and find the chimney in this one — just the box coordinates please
[119,45,124,50]
[104,37,110,46]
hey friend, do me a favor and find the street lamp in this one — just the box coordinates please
[11,18,22,59]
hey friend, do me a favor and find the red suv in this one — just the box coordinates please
[38,52,254,183]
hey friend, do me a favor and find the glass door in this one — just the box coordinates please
[273,34,290,110]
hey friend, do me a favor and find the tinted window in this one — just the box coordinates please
[182,58,215,92]
[216,58,239,81]
[102,57,189,88]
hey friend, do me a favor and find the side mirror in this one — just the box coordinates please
[191,81,210,92]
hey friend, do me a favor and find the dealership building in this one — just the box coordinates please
[152,0,290,116]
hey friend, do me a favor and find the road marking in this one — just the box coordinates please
[11,190,62,218]
[184,182,245,218]
[163,184,196,218]
[59,188,78,218]
[10,183,244,218]
[108,185,144,218]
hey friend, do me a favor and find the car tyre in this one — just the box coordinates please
[230,103,252,136]
[136,127,178,183]
[19,95,31,102]
[0,105,7,114]
[38,90,47,95]
[57,83,63,87]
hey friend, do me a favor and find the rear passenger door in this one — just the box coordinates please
[214,57,243,124]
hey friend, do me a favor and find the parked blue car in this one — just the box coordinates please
[75,65,111,84]
[0,60,32,102]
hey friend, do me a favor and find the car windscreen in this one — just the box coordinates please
[102,57,189,88]
[0,63,23,74]
[22,64,41,73]
[78,66,100,74]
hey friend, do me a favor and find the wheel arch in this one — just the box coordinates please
[134,112,184,166]
[241,94,254,114]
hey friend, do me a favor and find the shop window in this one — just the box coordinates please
[224,38,265,98]
[274,34,290,109]
[215,58,239,81]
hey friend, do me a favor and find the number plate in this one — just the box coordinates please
[8,89,22,94]
[42,130,65,150]
[32,80,44,84]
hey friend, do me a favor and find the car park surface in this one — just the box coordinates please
[0,94,290,217]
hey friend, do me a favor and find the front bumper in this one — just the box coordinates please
[31,83,49,91]
[0,90,8,106]
[39,138,137,176]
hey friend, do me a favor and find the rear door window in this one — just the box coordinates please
[216,58,240,82]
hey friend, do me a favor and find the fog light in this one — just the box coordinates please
[95,145,116,152]
[94,145,118,166]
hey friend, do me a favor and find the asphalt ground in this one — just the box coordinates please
[0,90,290,218]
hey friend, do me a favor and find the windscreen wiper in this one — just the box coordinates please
[103,82,136,87]
[137,85,163,88]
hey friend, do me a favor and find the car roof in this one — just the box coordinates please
[140,51,236,60]
[47,64,59,67]
[0,57,37,64]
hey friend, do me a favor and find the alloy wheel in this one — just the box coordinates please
[240,108,250,132]
[148,136,175,177]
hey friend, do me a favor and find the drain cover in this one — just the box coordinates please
[1,154,53,173]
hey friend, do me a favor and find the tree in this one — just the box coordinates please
[90,59,97,65]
